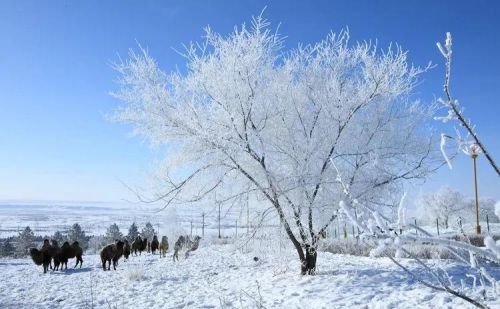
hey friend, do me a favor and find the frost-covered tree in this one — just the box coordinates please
[141,222,155,240]
[16,226,35,256]
[417,186,467,228]
[0,239,15,257]
[67,223,88,250]
[105,223,123,243]
[112,14,440,274]
[52,231,65,244]
[88,235,106,254]
[127,222,140,240]
[466,197,499,224]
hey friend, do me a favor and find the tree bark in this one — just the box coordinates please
[301,244,318,275]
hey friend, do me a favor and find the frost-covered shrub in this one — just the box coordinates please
[209,236,235,246]
[403,244,454,260]
[450,234,500,248]
[123,265,148,281]
[0,238,16,257]
[87,235,107,254]
[320,239,372,256]
[321,238,455,260]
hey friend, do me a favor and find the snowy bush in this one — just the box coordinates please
[209,235,236,246]
[320,238,372,256]
[320,238,454,259]
[87,235,107,254]
[0,238,15,257]
[123,264,148,281]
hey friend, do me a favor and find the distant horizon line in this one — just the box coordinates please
[0,198,138,206]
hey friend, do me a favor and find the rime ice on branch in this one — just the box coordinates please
[435,32,499,175]
[112,13,441,275]
[333,159,499,308]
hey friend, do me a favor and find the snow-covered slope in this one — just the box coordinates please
[0,243,493,308]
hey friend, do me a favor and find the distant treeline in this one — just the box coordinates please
[0,221,157,258]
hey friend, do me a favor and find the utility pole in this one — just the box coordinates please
[202,213,205,238]
[218,202,221,239]
[246,194,250,234]
[471,144,481,234]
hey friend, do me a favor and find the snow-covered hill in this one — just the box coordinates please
[1,242,495,308]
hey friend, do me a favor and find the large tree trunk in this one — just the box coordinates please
[301,244,318,275]
[283,222,318,275]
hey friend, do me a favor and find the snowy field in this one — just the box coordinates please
[1,242,497,309]
[1,202,499,308]
[0,201,262,238]
[2,201,497,241]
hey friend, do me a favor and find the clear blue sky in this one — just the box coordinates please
[0,0,498,202]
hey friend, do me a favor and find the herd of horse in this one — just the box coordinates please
[29,234,202,273]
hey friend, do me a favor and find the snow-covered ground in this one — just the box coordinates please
[1,202,498,308]
[1,242,498,308]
